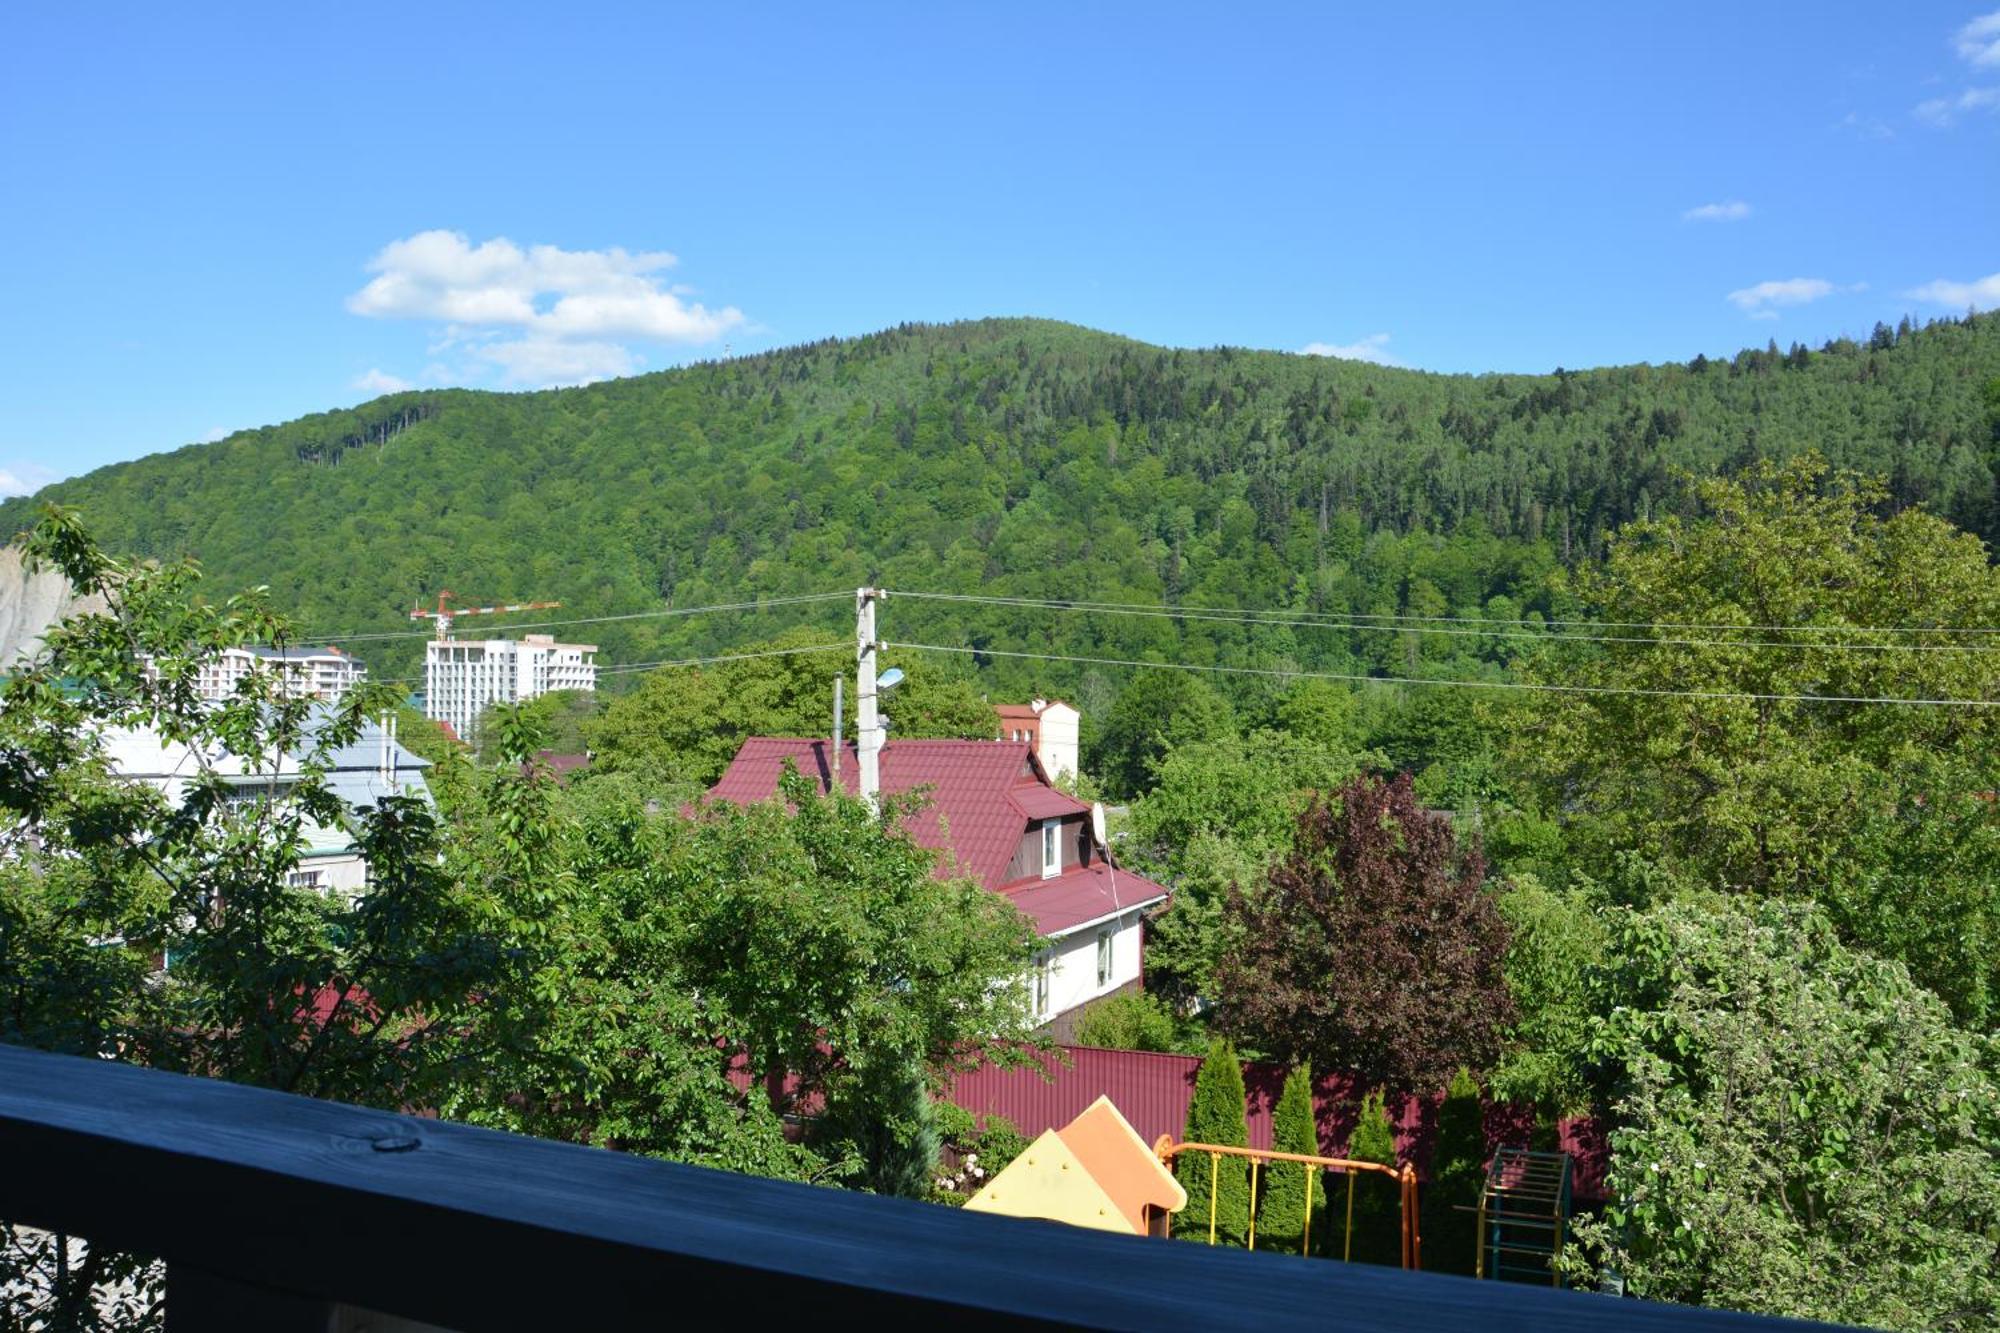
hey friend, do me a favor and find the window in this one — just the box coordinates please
[286,869,325,891]
[1033,954,1051,1018]
[1096,931,1114,988]
[1041,820,1060,878]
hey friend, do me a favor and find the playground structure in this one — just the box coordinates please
[1153,1137,1422,1270]
[1473,1148,1573,1285]
[964,1096,1186,1236]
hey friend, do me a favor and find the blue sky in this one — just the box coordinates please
[2,4,1996,491]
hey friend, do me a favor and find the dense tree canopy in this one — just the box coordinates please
[1216,773,1513,1094]
[5,315,1994,730]
[1568,900,2000,1329]
[1517,455,2000,1024]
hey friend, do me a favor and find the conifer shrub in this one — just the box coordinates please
[1173,1039,1251,1245]
[1426,1068,1488,1276]
[1337,1089,1403,1265]
[1257,1063,1327,1254]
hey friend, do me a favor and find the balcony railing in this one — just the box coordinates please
[0,1043,1821,1331]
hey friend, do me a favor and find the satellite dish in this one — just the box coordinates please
[877,667,905,691]
[1091,802,1108,848]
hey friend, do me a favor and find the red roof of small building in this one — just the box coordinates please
[1005,862,1168,936]
[706,738,1169,933]
[708,738,1084,885]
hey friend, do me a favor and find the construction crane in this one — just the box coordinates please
[408,589,562,642]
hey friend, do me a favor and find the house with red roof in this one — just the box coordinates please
[707,737,1170,1038]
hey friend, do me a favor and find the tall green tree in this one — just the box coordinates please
[1173,1039,1252,1246]
[1517,455,2000,1024]
[1567,900,2000,1329]
[1091,671,1234,797]
[0,506,500,1326]
[1257,1064,1327,1254]
[1424,1069,1488,1278]
[1339,1090,1403,1266]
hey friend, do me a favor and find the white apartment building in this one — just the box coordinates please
[163,645,369,704]
[423,633,597,739]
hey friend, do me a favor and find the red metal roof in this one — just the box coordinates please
[707,738,1091,891]
[1009,784,1082,821]
[1003,863,1169,936]
[946,1045,1611,1200]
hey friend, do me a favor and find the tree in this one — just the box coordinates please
[1091,671,1234,798]
[1567,900,2000,1329]
[1126,728,1372,1005]
[583,628,843,791]
[1072,990,1197,1053]
[446,743,1042,1187]
[0,506,500,1324]
[1424,1069,1487,1277]
[1173,1040,1251,1246]
[475,688,598,761]
[881,664,995,739]
[1257,1064,1327,1254]
[1516,455,2000,1025]
[1487,875,1610,1119]
[1217,773,1513,1095]
[1340,1090,1402,1265]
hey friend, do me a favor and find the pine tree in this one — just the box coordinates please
[1425,1068,1488,1276]
[1174,1039,1251,1245]
[1258,1064,1327,1254]
[1339,1090,1402,1265]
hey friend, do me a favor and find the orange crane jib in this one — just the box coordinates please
[408,590,563,640]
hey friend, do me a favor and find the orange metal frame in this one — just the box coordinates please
[1154,1137,1422,1270]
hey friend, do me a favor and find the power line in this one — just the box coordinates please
[887,589,2000,641]
[289,592,851,646]
[884,640,2000,709]
[369,641,849,689]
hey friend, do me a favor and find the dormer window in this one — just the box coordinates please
[1041,819,1060,878]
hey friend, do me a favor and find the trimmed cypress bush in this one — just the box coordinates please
[1173,1039,1251,1245]
[1427,1067,1489,1276]
[1258,1063,1328,1254]
[1338,1089,1403,1265]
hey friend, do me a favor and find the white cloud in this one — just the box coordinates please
[1299,333,1403,366]
[474,338,638,387]
[348,230,742,342]
[1954,10,2000,66]
[353,368,413,396]
[1916,85,2000,125]
[0,462,58,497]
[201,426,229,443]
[1905,270,2000,309]
[347,230,745,390]
[1683,200,1751,223]
[1725,278,1852,317]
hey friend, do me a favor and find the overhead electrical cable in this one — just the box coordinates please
[883,640,2000,710]
[370,641,850,688]
[888,589,2000,643]
[284,591,852,646]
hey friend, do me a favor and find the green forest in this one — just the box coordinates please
[5,313,1997,704]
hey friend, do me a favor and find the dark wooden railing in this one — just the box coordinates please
[0,1044,1816,1330]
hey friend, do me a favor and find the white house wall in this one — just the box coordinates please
[1034,908,1145,1025]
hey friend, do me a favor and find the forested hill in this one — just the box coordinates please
[5,314,1999,687]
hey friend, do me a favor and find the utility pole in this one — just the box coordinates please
[831,673,843,782]
[856,587,883,808]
